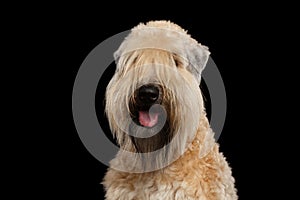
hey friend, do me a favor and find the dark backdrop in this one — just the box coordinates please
[37,7,275,200]
[67,17,244,199]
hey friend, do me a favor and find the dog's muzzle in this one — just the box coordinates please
[131,84,163,128]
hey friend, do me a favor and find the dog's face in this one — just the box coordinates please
[105,21,210,170]
[106,49,203,153]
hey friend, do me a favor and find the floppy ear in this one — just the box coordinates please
[186,44,210,84]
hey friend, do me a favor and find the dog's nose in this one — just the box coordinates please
[138,85,159,104]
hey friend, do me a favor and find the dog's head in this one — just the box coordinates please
[105,21,210,171]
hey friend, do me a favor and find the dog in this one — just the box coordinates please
[102,20,237,200]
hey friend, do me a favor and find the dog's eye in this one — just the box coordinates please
[173,55,183,68]
[174,56,183,68]
[174,59,180,67]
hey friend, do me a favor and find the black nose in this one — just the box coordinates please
[138,85,159,104]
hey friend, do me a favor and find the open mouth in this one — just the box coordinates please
[129,104,170,153]
[138,110,159,127]
[130,103,165,129]
[130,84,163,128]
[128,86,170,152]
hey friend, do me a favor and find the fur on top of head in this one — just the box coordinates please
[114,20,210,83]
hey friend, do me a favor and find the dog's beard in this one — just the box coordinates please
[128,115,177,171]
[129,116,172,153]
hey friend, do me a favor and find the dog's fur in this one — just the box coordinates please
[103,21,237,200]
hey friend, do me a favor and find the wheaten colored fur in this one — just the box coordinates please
[103,21,237,199]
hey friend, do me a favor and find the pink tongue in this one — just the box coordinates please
[139,111,159,127]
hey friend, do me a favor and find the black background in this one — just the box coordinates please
[62,14,256,199]
[17,4,292,200]
[65,16,252,199]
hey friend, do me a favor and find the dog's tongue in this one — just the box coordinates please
[139,111,159,127]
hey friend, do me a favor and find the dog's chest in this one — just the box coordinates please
[116,172,207,200]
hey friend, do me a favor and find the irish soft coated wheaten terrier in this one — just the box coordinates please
[102,20,237,200]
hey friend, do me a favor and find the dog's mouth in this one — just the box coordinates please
[138,110,159,127]
[129,103,171,153]
[131,104,163,128]
[128,84,171,153]
[130,84,163,128]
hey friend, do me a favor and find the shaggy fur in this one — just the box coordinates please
[103,21,237,199]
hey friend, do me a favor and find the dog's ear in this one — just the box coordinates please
[186,44,210,84]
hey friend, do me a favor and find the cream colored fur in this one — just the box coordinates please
[103,20,237,200]
[114,21,210,84]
